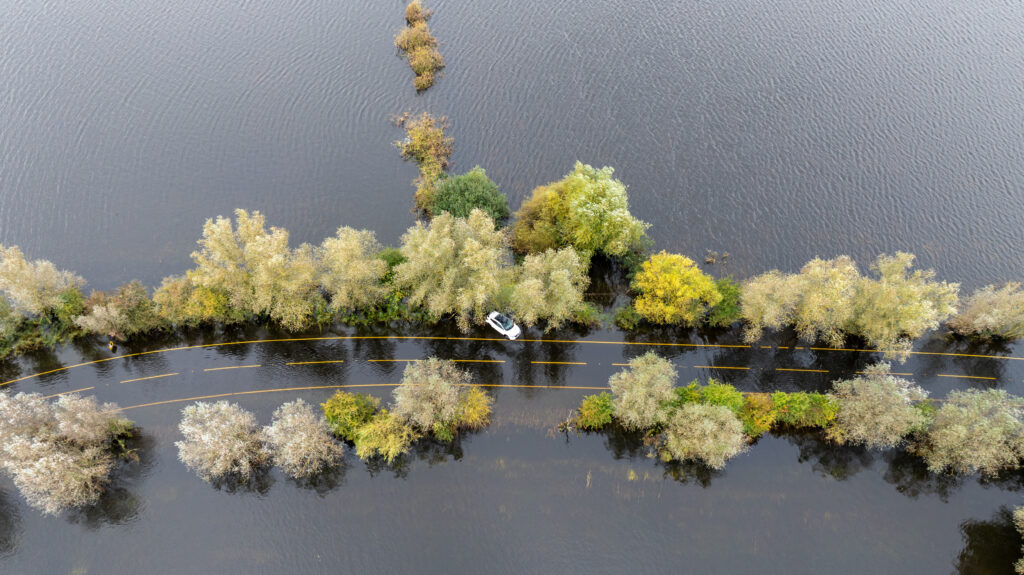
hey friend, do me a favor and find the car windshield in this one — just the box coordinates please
[497,315,514,330]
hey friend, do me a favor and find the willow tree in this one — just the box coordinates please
[827,363,929,449]
[263,399,344,479]
[948,282,1024,341]
[391,357,491,441]
[918,389,1024,477]
[740,270,802,343]
[0,245,84,317]
[319,226,388,312]
[661,403,748,469]
[608,352,677,431]
[509,247,589,330]
[631,251,722,325]
[395,209,510,331]
[176,401,269,482]
[186,209,323,331]
[75,281,165,340]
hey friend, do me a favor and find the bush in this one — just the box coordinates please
[392,358,478,441]
[0,392,133,515]
[632,251,722,325]
[176,401,269,482]
[948,282,1024,340]
[660,403,748,469]
[152,275,243,327]
[431,167,510,221]
[405,0,431,24]
[577,392,613,430]
[510,247,589,330]
[319,227,388,312]
[264,399,344,479]
[827,363,930,449]
[608,352,676,431]
[395,113,453,208]
[321,392,381,441]
[707,276,743,328]
[75,281,165,340]
[394,21,435,52]
[919,389,1024,477]
[739,394,777,438]
[0,244,85,316]
[771,392,838,429]
[613,304,642,330]
[354,409,420,463]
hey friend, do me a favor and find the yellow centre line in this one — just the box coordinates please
[611,363,636,366]
[286,360,345,365]
[694,365,750,370]
[367,359,421,362]
[531,361,586,365]
[120,372,179,384]
[936,374,997,381]
[776,368,829,373]
[855,371,913,376]
[203,365,261,372]
[43,386,94,399]
[450,359,505,363]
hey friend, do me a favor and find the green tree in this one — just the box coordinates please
[919,389,1024,477]
[431,167,510,222]
[631,251,722,325]
[707,276,743,328]
[827,363,929,449]
[395,210,511,331]
[948,282,1024,341]
[740,270,802,343]
[321,392,381,441]
[319,227,388,312]
[608,352,677,431]
[75,281,165,340]
[660,403,748,469]
[509,247,589,330]
[511,162,649,259]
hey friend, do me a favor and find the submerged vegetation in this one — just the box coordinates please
[395,1,444,91]
[396,112,453,211]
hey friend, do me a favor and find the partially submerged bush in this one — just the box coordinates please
[395,112,454,209]
[263,399,344,479]
[395,3,444,91]
[75,280,165,340]
[918,389,1024,477]
[431,167,510,221]
[707,276,743,328]
[354,409,420,463]
[0,392,133,515]
[739,394,777,438]
[827,363,930,449]
[660,403,748,469]
[577,392,613,430]
[456,386,493,431]
[608,352,676,431]
[948,282,1024,340]
[392,358,489,441]
[510,247,589,330]
[319,227,388,312]
[632,251,722,325]
[771,392,838,429]
[405,0,431,24]
[176,401,269,482]
[322,391,381,441]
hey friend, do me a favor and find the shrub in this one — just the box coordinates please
[707,276,743,328]
[919,389,1024,477]
[608,352,676,431]
[577,392,613,430]
[0,244,85,316]
[75,281,165,340]
[511,162,650,260]
[510,247,589,330]
[771,392,838,429]
[321,392,381,441]
[394,21,435,52]
[0,392,133,515]
[948,282,1024,340]
[431,167,510,221]
[395,210,511,331]
[456,387,493,430]
[701,380,745,414]
[739,394,777,438]
[263,399,344,479]
[740,270,802,343]
[827,363,930,449]
[319,227,388,312]
[354,409,420,463]
[631,251,722,325]
[405,0,431,24]
[1015,506,1024,575]
[152,275,244,327]
[392,358,473,441]
[613,304,642,330]
[660,403,748,469]
[176,401,269,482]
[395,113,453,208]
[408,46,444,77]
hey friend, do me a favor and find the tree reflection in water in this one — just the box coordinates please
[67,430,157,528]
[0,489,21,559]
[954,506,1022,575]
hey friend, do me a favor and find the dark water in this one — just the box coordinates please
[2,0,1024,573]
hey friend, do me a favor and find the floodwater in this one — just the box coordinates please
[1,0,1024,573]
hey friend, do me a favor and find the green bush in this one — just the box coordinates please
[354,409,420,463]
[613,304,641,330]
[739,394,777,438]
[701,380,745,414]
[321,392,381,441]
[431,167,510,222]
[577,393,613,430]
[771,392,838,428]
[707,276,742,328]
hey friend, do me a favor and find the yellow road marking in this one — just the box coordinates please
[936,374,997,381]
[450,359,505,363]
[611,363,635,366]
[694,365,750,370]
[43,386,94,399]
[286,360,345,365]
[777,346,790,350]
[368,359,420,362]
[120,372,179,384]
[531,361,586,365]
[855,371,913,376]
[760,346,772,349]
[203,365,260,372]
[776,368,829,373]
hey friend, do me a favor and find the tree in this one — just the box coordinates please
[707,276,743,328]
[188,210,324,331]
[395,210,511,331]
[608,352,677,431]
[509,247,589,330]
[827,363,929,449]
[152,274,243,327]
[1015,506,1024,574]
[740,270,802,343]
[431,167,510,222]
[791,256,859,347]
[631,251,722,325]
[919,389,1024,477]
[263,399,344,479]
[321,391,381,441]
[660,403,748,469]
[0,245,85,316]
[851,252,958,359]
[511,162,649,259]
[75,281,165,339]
[176,401,269,482]
[392,358,479,441]
[354,409,420,463]
[948,282,1024,341]
[319,227,388,312]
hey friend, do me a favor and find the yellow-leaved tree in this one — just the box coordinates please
[631,251,721,325]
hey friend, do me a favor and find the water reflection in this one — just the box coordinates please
[0,489,21,559]
[881,449,961,502]
[954,506,1022,575]
[287,465,346,497]
[67,430,157,528]
[782,429,874,481]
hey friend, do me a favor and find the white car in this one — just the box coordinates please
[486,311,521,340]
